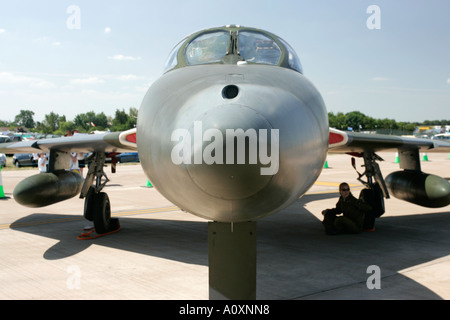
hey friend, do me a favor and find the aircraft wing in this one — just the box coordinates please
[0,129,137,154]
[327,128,450,209]
[328,128,450,153]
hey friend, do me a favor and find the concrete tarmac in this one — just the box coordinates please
[0,152,449,300]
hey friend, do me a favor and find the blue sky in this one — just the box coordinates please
[0,0,449,123]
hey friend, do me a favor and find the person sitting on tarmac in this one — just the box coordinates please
[321,182,373,235]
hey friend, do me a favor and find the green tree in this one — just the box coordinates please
[332,112,347,130]
[110,108,137,131]
[73,111,108,132]
[35,111,65,134]
[345,111,366,131]
[93,112,108,130]
[128,107,138,128]
[0,119,10,127]
[57,120,76,135]
[45,112,61,132]
[111,109,129,131]
[14,109,35,129]
[74,112,94,132]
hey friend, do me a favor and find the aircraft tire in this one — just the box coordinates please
[359,183,385,230]
[93,192,111,234]
[83,187,95,221]
[371,183,385,218]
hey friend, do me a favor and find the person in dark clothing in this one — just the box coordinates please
[321,182,373,235]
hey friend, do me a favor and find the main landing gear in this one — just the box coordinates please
[350,152,388,230]
[79,152,120,237]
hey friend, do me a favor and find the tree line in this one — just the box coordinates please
[0,108,138,135]
[328,111,449,134]
[1,109,449,135]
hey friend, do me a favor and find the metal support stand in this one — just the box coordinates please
[208,221,257,300]
[80,152,109,198]
[352,151,390,199]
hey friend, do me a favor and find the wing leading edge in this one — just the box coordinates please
[0,128,137,154]
[328,128,450,154]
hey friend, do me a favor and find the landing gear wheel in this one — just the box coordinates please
[79,152,120,238]
[93,192,116,234]
[77,191,120,240]
[83,187,95,221]
[360,183,385,230]
[360,183,385,218]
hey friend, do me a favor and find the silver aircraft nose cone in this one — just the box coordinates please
[184,104,277,200]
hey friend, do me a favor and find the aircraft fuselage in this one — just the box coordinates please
[137,64,328,222]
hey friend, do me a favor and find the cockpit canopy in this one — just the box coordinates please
[164,25,303,74]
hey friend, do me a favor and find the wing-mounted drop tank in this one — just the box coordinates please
[386,171,450,208]
[386,148,450,208]
[13,170,83,208]
[13,150,83,208]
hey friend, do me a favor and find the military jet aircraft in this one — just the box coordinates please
[1,25,449,299]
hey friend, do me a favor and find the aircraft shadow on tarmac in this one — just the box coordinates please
[9,192,450,300]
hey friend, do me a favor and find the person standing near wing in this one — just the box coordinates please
[38,153,47,173]
[322,182,373,235]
